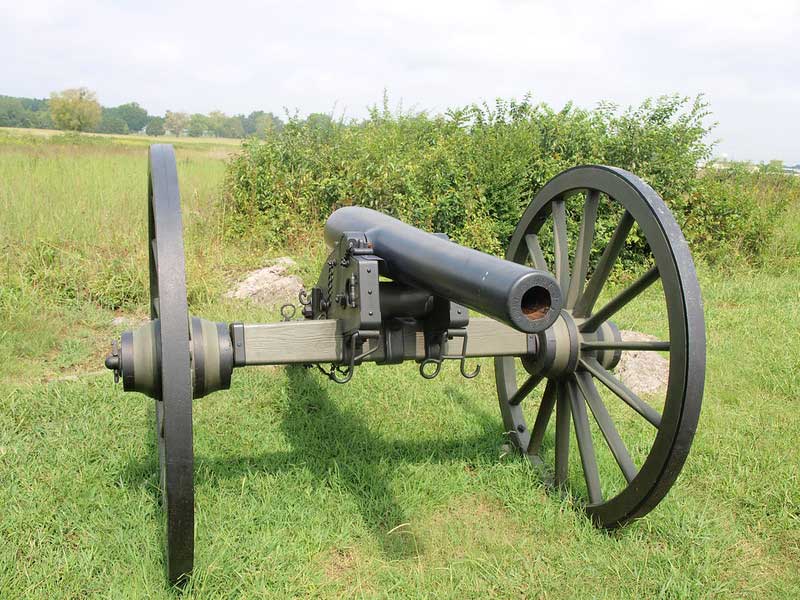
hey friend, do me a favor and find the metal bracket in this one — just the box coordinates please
[315,329,380,384]
[230,322,246,366]
[312,232,382,336]
[419,329,480,380]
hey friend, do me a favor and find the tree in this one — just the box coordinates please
[242,110,263,135]
[205,110,245,138]
[29,109,53,129]
[187,113,209,137]
[94,108,129,134]
[145,117,165,136]
[223,116,245,138]
[206,110,227,136]
[243,110,284,137]
[305,112,334,138]
[0,96,30,127]
[164,110,189,136]
[49,88,102,131]
[254,112,283,137]
[0,96,52,129]
[114,102,149,133]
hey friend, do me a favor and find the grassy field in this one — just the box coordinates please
[1,128,798,598]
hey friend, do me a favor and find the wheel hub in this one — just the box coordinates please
[104,317,234,399]
[522,311,622,379]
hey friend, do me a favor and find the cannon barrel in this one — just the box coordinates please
[325,207,562,333]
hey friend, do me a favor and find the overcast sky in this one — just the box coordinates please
[1,0,797,162]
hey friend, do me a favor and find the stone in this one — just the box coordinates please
[225,257,304,306]
[616,330,669,396]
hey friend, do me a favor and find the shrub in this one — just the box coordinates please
[222,94,787,266]
[678,165,797,265]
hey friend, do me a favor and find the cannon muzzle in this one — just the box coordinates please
[325,207,562,333]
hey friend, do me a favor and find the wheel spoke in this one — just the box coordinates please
[528,380,556,455]
[566,376,603,504]
[525,234,548,271]
[574,211,634,317]
[555,381,571,487]
[581,340,670,352]
[566,190,599,309]
[575,372,637,483]
[508,373,544,406]
[527,379,556,456]
[552,198,570,292]
[580,358,661,428]
[579,266,660,333]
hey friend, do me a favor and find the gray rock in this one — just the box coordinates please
[226,257,304,306]
[616,330,669,396]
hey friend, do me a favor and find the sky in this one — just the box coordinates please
[1,0,797,163]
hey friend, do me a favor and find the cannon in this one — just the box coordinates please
[105,145,705,584]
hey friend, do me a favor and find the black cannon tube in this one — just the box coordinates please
[325,207,562,333]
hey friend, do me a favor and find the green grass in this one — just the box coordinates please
[1,128,799,598]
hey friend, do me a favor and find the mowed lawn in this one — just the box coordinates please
[0,129,798,598]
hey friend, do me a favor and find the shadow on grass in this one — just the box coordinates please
[121,367,507,560]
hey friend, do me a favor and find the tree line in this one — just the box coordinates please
[0,88,284,138]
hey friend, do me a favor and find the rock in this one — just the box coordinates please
[111,316,130,327]
[616,330,669,396]
[225,257,304,305]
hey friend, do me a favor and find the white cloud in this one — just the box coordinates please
[0,0,797,161]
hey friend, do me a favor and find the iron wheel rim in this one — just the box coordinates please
[495,165,705,528]
[148,144,194,582]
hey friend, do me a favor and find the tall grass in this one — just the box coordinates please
[0,131,234,380]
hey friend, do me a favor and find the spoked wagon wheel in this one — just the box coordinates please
[495,165,705,528]
[148,145,194,583]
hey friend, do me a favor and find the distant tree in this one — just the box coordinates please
[94,108,129,134]
[145,117,165,136]
[0,96,31,127]
[114,102,149,133]
[255,112,283,137]
[19,97,49,112]
[223,116,245,138]
[29,109,53,129]
[204,110,245,138]
[243,110,284,137]
[305,112,335,138]
[0,96,53,129]
[206,110,227,136]
[231,114,248,137]
[164,110,189,136]
[187,113,209,137]
[242,110,263,135]
[49,87,102,131]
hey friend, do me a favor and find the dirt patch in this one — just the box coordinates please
[317,545,376,595]
[617,330,669,396]
[224,257,304,306]
[322,547,360,582]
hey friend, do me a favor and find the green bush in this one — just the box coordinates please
[223,94,789,266]
[677,165,797,265]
